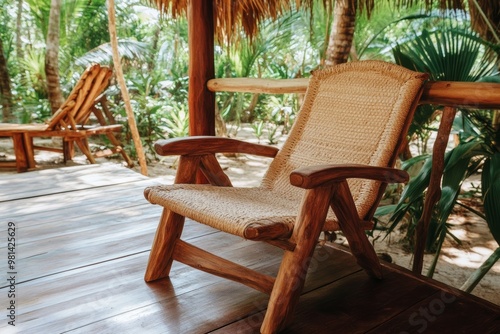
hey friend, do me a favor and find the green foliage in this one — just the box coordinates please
[393,27,498,81]
[163,103,189,138]
[73,40,151,68]
[375,18,499,279]
[68,0,109,56]
[354,0,438,61]
[251,120,264,143]
[24,0,51,39]
[213,9,316,136]
[482,153,500,243]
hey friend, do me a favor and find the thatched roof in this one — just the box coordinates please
[149,0,315,41]
[469,1,500,43]
[149,0,498,43]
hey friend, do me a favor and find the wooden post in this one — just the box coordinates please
[108,0,148,175]
[187,0,215,136]
[412,106,457,274]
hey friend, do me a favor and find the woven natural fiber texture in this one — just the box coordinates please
[145,60,428,240]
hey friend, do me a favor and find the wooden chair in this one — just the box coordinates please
[0,64,133,172]
[143,61,428,333]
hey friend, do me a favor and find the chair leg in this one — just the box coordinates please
[145,208,186,282]
[105,132,134,167]
[75,138,96,164]
[63,140,75,162]
[11,133,28,172]
[261,186,333,333]
[330,180,382,279]
[23,134,36,169]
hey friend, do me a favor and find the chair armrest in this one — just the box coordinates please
[290,164,409,189]
[154,136,279,158]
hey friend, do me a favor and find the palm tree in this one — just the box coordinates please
[325,0,358,65]
[0,38,13,122]
[45,0,63,114]
[16,0,24,63]
[325,0,498,65]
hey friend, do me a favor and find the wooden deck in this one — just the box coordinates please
[1,164,499,333]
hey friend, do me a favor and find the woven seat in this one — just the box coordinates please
[146,182,372,240]
[144,60,428,333]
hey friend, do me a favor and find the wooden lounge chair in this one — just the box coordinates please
[0,64,133,172]
[143,61,428,333]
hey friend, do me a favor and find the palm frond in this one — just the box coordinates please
[73,40,151,67]
[394,23,498,81]
[482,153,500,244]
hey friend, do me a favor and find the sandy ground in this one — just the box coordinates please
[1,127,499,306]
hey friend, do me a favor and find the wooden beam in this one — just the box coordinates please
[207,78,500,109]
[188,0,215,136]
[207,78,310,94]
[420,81,500,109]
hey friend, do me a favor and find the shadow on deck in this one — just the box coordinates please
[0,164,498,333]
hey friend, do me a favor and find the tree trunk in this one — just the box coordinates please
[148,24,161,71]
[15,0,26,84]
[325,0,357,66]
[0,38,13,122]
[45,0,64,114]
[16,0,24,60]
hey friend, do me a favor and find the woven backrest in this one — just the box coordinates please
[47,64,112,130]
[261,61,427,220]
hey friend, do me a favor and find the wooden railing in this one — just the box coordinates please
[208,78,500,109]
[208,77,500,275]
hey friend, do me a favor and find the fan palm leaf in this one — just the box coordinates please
[73,40,151,67]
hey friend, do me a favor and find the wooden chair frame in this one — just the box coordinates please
[144,61,428,333]
[0,64,133,172]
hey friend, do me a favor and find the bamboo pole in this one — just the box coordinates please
[107,0,148,176]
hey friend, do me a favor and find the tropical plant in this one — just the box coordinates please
[375,21,500,280]
[73,40,151,68]
[251,120,264,143]
[460,151,500,292]
[163,102,189,138]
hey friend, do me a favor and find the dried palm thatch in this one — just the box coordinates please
[148,0,314,42]
[469,1,500,43]
[149,0,498,43]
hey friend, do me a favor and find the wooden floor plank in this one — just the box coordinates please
[0,179,158,224]
[0,164,498,333]
[0,213,225,285]
[366,291,500,333]
[19,245,359,334]
[214,268,438,333]
[0,163,147,202]
[1,234,285,333]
